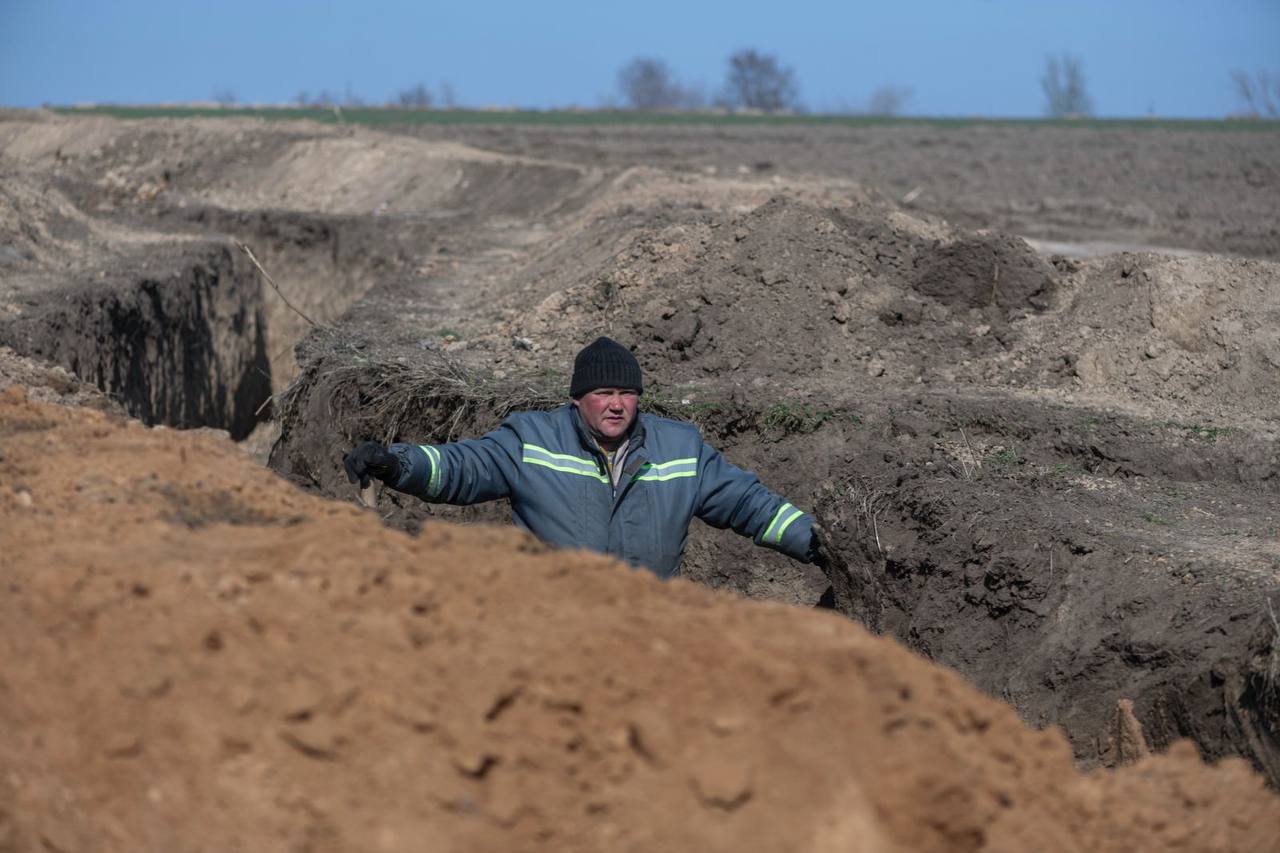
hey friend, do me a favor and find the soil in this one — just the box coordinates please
[2,386,1278,852]
[2,109,1279,846]
[389,121,1280,261]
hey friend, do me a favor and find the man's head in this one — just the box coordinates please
[570,337,642,448]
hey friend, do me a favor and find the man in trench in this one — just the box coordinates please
[343,337,825,580]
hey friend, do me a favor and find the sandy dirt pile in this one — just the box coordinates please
[0,114,600,222]
[1021,252,1280,430]
[2,387,1277,852]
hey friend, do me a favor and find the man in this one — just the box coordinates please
[343,337,817,579]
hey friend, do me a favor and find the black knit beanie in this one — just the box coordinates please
[570,337,643,398]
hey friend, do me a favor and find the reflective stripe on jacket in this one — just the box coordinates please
[387,404,813,579]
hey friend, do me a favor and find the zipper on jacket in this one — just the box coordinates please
[610,448,649,515]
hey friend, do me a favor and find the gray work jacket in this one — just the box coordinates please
[388,404,813,578]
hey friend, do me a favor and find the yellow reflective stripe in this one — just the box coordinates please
[636,470,697,482]
[420,445,442,494]
[646,457,698,470]
[774,509,805,544]
[522,456,610,483]
[763,502,793,542]
[522,443,596,467]
[634,456,697,482]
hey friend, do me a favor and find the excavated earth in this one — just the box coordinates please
[2,109,1280,849]
[5,385,1280,852]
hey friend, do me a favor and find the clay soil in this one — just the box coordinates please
[2,110,1280,849]
[3,386,1278,851]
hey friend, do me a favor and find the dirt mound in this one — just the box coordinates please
[494,195,1055,393]
[207,134,600,219]
[457,187,1277,435]
[0,113,124,160]
[913,231,1055,313]
[2,387,1277,852]
[1035,253,1280,434]
[271,347,1280,782]
[0,114,602,223]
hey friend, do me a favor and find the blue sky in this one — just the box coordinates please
[1,0,1276,117]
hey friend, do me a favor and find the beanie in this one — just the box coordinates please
[569,337,643,398]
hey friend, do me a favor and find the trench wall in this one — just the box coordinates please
[0,244,270,439]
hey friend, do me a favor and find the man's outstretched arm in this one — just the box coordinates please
[693,443,814,562]
[343,422,523,505]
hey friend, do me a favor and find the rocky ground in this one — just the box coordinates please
[1,109,1278,848]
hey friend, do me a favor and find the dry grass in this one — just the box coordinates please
[275,346,855,449]
[307,353,567,444]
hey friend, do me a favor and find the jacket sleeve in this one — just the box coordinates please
[693,440,813,562]
[386,420,522,505]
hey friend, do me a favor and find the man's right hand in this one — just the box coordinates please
[808,522,849,577]
[343,441,399,489]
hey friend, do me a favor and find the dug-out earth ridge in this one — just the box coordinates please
[2,110,1278,813]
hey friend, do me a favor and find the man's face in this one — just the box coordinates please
[573,388,639,447]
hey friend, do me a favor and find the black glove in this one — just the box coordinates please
[343,441,399,489]
[807,522,844,573]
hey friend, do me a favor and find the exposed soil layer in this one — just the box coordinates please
[2,388,1278,853]
[0,236,270,439]
[3,110,1279,825]
[272,350,1280,784]
[250,115,1279,783]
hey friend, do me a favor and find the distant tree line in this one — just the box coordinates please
[221,51,1276,120]
[615,49,913,116]
[289,81,458,110]
[615,50,805,113]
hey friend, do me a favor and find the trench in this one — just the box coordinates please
[0,208,400,441]
[6,222,1278,793]
[0,122,599,443]
[266,348,1280,788]
[8,214,1274,788]
[0,243,270,439]
[3,143,1276,790]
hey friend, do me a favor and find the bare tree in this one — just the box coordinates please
[617,58,701,110]
[867,84,912,116]
[211,87,237,107]
[1041,53,1093,118]
[396,83,433,109]
[298,89,338,108]
[439,80,458,109]
[721,49,799,112]
[1232,70,1278,118]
